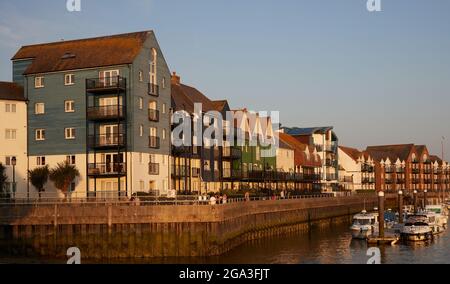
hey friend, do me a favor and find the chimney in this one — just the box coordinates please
[171,72,181,85]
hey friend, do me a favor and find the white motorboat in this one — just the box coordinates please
[425,205,448,229]
[400,215,433,242]
[350,210,379,239]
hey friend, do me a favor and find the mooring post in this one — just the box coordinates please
[413,190,418,213]
[378,191,385,238]
[398,190,403,224]
[423,189,428,209]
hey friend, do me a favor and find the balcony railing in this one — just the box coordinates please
[148,163,159,175]
[86,76,126,92]
[412,178,420,184]
[385,178,393,184]
[87,105,124,121]
[88,134,125,148]
[396,179,405,184]
[424,179,432,184]
[326,174,337,181]
[339,176,353,183]
[149,136,160,149]
[88,163,126,176]
[412,168,420,174]
[385,167,394,173]
[148,83,159,97]
[172,166,187,177]
[148,109,160,122]
[361,164,374,172]
[222,168,242,180]
[396,168,405,173]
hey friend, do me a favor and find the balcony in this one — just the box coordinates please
[339,176,353,183]
[148,83,159,97]
[361,164,374,172]
[325,144,337,153]
[385,178,393,184]
[88,163,126,177]
[396,167,405,173]
[412,168,420,174]
[88,134,125,149]
[434,169,442,175]
[222,147,242,159]
[412,178,420,184]
[87,105,124,121]
[385,167,394,174]
[149,136,160,149]
[148,109,160,122]
[397,179,405,184]
[424,168,432,174]
[172,165,187,178]
[326,174,337,181]
[325,159,336,167]
[148,163,159,175]
[424,179,432,184]
[86,76,126,93]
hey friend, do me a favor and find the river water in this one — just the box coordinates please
[1,220,449,264]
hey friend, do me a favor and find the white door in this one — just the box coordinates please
[100,124,119,146]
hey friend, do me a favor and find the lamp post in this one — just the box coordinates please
[424,189,428,209]
[11,157,16,199]
[378,191,385,238]
[398,190,404,224]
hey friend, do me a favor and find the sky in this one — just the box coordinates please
[0,0,449,156]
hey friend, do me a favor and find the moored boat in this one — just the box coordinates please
[400,215,433,242]
[350,210,379,239]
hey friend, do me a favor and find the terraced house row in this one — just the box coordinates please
[0,31,448,199]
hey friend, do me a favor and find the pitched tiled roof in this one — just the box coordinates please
[171,77,221,113]
[211,100,229,112]
[12,31,151,75]
[339,146,362,162]
[365,144,415,162]
[278,132,321,167]
[430,155,443,165]
[0,82,25,101]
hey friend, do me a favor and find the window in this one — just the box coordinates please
[139,71,143,82]
[65,128,76,140]
[162,103,166,114]
[35,103,45,114]
[66,155,76,165]
[35,76,44,88]
[5,129,17,140]
[64,74,75,86]
[162,128,166,140]
[65,100,75,112]
[36,156,46,166]
[35,129,45,141]
[5,156,16,166]
[139,97,143,110]
[150,48,157,85]
[162,77,166,89]
[140,125,144,137]
[139,180,145,191]
[5,103,16,113]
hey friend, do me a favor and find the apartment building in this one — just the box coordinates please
[0,82,27,198]
[11,31,172,198]
[278,132,322,193]
[282,127,339,193]
[338,146,376,192]
[170,72,240,194]
[365,144,449,194]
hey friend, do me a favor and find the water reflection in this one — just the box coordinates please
[1,221,449,264]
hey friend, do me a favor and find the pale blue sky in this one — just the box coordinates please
[1,0,449,155]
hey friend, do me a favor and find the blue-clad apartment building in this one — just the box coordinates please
[11,31,172,198]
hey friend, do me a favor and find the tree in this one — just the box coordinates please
[29,165,49,198]
[49,162,80,197]
[0,163,8,198]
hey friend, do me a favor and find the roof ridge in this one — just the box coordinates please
[15,30,152,50]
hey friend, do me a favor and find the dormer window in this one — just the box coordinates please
[35,76,44,88]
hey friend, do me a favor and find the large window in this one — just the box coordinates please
[150,48,157,85]
[36,156,46,166]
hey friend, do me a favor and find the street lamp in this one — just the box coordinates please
[11,157,16,199]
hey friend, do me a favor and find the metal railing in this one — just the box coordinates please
[87,105,124,120]
[86,76,126,91]
[88,163,126,176]
[88,134,125,148]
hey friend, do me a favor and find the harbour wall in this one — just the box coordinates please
[0,194,435,259]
